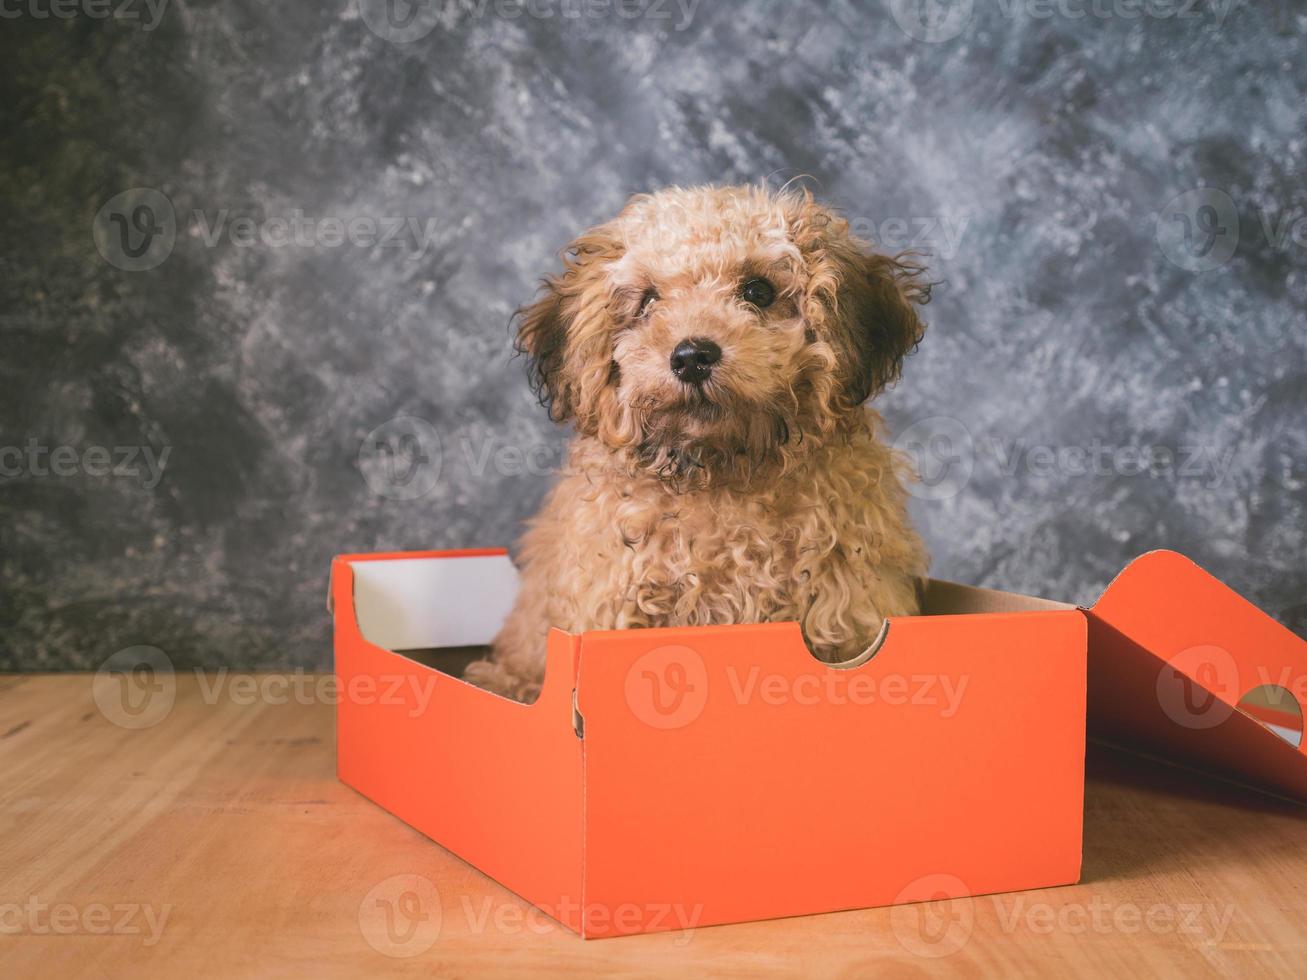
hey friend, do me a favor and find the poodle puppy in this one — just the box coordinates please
[464,184,930,702]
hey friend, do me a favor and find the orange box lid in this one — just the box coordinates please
[1083,550,1307,801]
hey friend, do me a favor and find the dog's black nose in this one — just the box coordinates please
[669,338,721,384]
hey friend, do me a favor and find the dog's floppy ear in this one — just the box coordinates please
[835,249,930,405]
[516,228,625,425]
[514,280,573,422]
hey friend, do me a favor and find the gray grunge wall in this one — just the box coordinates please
[1,0,1304,670]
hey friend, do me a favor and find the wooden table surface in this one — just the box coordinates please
[2,673,1304,978]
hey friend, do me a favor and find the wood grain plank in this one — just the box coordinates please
[0,674,1303,978]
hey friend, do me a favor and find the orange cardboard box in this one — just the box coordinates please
[329,548,1305,938]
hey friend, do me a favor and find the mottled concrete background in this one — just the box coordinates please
[1,0,1303,670]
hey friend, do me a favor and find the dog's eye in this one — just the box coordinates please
[638,288,658,317]
[741,277,775,309]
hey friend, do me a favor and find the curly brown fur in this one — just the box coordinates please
[463,184,930,702]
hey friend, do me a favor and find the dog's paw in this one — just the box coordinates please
[461,659,541,704]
